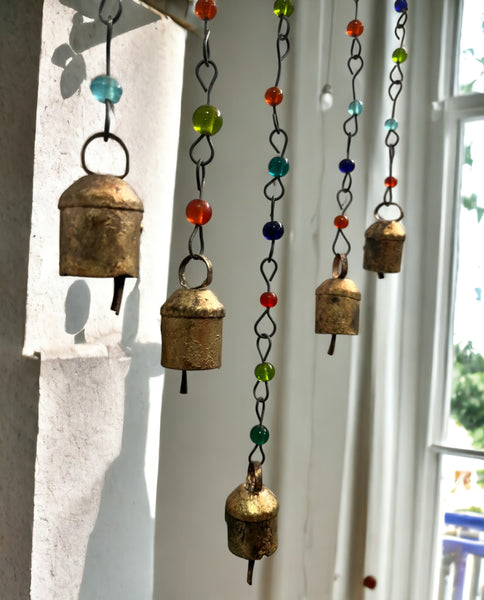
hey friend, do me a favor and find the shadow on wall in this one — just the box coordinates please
[78,282,163,599]
[53,0,159,98]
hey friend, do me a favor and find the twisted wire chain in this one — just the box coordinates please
[331,0,364,259]
[185,16,219,264]
[248,11,291,467]
[381,8,408,210]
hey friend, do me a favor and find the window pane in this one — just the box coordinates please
[458,0,484,95]
[450,120,484,451]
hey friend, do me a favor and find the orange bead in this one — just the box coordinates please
[334,215,349,229]
[195,0,217,20]
[346,19,364,37]
[265,86,283,106]
[186,199,212,225]
[384,176,398,188]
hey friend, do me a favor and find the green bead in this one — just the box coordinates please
[192,105,223,135]
[392,48,408,64]
[254,362,275,382]
[250,425,270,445]
[273,0,294,17]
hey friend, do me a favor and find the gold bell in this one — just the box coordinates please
[315,254,361,355]
[363,219,406,278]
[58,173,143,313]
[160,254,225,393]
[225,461,279,585]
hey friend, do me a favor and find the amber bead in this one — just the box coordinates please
[195,0,217,20]
[334,215,349,229]
[346,19,364,37]
[265,86,283,106]
[186,199,212,225]
[384,176,397,188]
[260,291,278,308]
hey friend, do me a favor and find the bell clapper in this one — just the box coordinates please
[328,334,337,356]
[247,560,255,586]
[111,275,126,315]
[180,370,188,394]
[378,272,384,279]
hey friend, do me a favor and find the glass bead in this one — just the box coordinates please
[186,199,212,225]
[192,105,223,135]
[384,176,398,188]
[90,75,123,104]
[346,19,364,37]
[269,156,289,177]
[250,425,270,445]
[334,215,349,229]
[194,0,217,20]
[263,221,284,241]
[255,362,275,382]
[384,118,399,131]
[260,291,278,308]
[265,86,283,106]
[339,158,355,173]
[348,100,363,115]
[392,48,408,64]
[273,0,294,17]
[394,0,408,12]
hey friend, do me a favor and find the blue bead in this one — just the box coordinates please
[394,0,408,12]
[384,118,399,131]
[348,100,363,115]
[338,158,355,173]
[263,221,284,240]
[269,156,289,177]
[90,75,123,104]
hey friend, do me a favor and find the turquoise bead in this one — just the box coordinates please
[269,156,289,177]
[90,75,123,104]
[348,100,363,115]
[384,118,399,131]
[250,425,270,445]
[254,362,275,382]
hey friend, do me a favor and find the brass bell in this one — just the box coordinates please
[363,219,406,278]
[315,254,361,355]
[160,254,225,393]
[225,461,279,585]
[59,173,143,314]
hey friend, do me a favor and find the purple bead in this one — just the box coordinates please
[394,0,408,12]
[263,221,284,240]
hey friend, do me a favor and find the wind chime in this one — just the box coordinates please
[58,0,143,315]
[160,0,225,394]
[225,0,293,585]
[363,0,408,277]
[315,0,364,355]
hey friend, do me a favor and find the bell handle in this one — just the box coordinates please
[373,201,404,223]
[332,254,348,280]
[81,132,130,179]
[178,253,213,290]
[246,461,263,494]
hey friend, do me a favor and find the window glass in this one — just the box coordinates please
[458,0,484,94]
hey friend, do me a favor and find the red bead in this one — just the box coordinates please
[334,215,349,229]
[265,86,283,106]
[384,176,398,188]
[363,576,377,589]
[346,19,364,37]
[195,0,217,20]
[186,199,212,225]
[260,292,278,308]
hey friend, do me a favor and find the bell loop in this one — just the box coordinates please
[246,461,263,494]
[178,253,213,290]
[81,132,130,179]
[374,201,405,223]
[332,253,348,280]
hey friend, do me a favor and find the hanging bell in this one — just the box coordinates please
[160,254,225,393]
[315,254,361,355]
[363,218,406,278]
[225,461,279,585]
[58,134,143,314]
